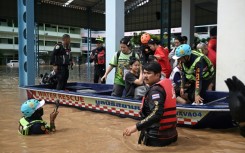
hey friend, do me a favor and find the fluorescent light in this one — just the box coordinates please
[63,0,74,7]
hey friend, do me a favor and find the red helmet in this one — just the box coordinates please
[141,33,151,44]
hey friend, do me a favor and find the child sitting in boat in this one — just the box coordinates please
[125,57,145,99]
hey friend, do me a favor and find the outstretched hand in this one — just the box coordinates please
[50,111,59,123]
[225,76,245,123]
[123,125,137,136]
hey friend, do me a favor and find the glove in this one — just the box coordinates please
[225,76,245,123]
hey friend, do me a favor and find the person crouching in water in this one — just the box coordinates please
[125,57,144,99]
[123,62,178,147]
[19,99,59,135]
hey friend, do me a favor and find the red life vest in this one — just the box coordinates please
[140,79,177,131]
[96,50,105,65]
[157,79,177,131]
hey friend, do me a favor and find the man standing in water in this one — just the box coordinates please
[50,34,72,90]
[123,62,178,146]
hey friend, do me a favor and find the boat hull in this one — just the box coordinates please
[21,82,235,129]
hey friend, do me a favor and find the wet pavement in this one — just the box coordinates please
[0,65,244,153]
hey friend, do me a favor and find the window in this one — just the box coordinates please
[0,38,13,44]
[70,43,80,48]
[14,37,18,44]
[45,41,57,46]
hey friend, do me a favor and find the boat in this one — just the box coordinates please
[7,60,19,67]
[21,82,236,129]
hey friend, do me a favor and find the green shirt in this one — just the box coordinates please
[109,51,139,86]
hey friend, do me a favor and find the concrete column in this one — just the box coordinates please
[216,0,245,91]
[105,0,124,84]
[181,0,195,45]
[18,0,35,86]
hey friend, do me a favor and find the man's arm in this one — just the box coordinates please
[136,88,166,131]
[194,58,204,103]
[50,44,61,65]
[89,50,96,63]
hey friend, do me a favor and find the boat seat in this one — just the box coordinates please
[66,86,92,91]
[96,89,113,95]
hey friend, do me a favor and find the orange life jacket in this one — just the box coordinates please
[140,79,177,131]
[157,79,177,131]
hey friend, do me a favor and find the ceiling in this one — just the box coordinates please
[0,0,217,31]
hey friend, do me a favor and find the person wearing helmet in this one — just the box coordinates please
[90,36,106,84]
[139,33,154,65]
[173,44,215,104]
[101,37,139,97]
[19,99,59,135]
[148,38,172,78]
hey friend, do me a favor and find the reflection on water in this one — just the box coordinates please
[0,65,245,153]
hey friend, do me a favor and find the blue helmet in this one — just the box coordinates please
[21,99,45,117]
[173,44,192,60]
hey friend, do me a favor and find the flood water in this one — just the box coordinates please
[0,65,244,153]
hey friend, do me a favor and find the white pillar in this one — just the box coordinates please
[105,0,124,84]
[216,0,245,91]
[181,0,195,45]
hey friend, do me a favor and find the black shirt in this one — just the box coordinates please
[125,72,138,98]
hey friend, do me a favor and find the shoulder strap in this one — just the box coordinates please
[116,50,121,65]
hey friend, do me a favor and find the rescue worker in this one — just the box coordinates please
[19,99,59,135]
[123,62,178,147]
[173,44,215,104]
[50,34,72,90]
[89,36,106,84]
[225,76,245,137]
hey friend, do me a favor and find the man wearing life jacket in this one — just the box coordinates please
[19,99,59,135]
[123,62,178,147]
[90,36,106,84]
[50,34,73,90]
[173,44,215,104]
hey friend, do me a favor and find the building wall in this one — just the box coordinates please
[216,0,245,91]
[0,20,105,65]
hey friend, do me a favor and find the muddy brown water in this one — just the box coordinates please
[0,66,244,153]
